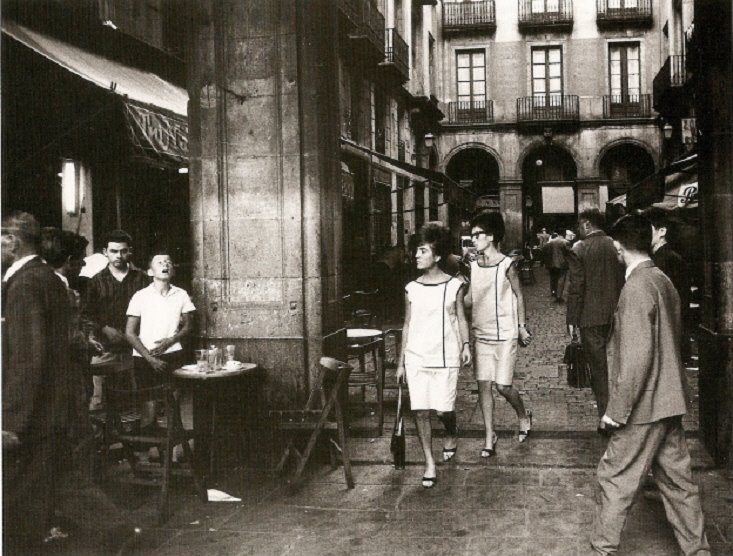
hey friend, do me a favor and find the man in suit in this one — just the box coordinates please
[591,213,709,556]
[2,211,73,548]
[644,207,692,362]
[566,209,624,420]
[542,230,569,301]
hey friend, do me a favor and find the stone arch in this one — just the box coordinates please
[594,138,658,177]
[597,140,657,201]
[442,142,505,178]
[443,144,502,199]
[515,140,580,179]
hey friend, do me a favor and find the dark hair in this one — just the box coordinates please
[41,227,88,268]
[470,211,505,245]
[416,221,451,268]
[104,229,133,247]
[147,248,174,268]
[578,209,605,230]
[610,213,652,254]
[642,206,677,243]
[2,211,41,249]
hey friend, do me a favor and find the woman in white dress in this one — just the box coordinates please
[397,222,471,488]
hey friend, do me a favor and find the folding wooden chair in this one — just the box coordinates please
[270,357,354,489]
[347,336,385,433]
[103,381,206,524]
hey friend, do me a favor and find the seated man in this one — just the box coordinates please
[125,250,195,431]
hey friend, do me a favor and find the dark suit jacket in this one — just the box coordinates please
[605,261,689,425]
[566,231,625,328]
[543,236,569,270]
[2,257,72,438]
[652,243,690,319]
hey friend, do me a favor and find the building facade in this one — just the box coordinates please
[435,0,663,248]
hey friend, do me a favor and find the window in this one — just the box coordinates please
[532,46,562,107]
[456,50,486,119]
[608,0,638,8]
[531,0,559,13]
[609,43,640,104]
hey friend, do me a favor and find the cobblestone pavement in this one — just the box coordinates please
[360,267,700,436]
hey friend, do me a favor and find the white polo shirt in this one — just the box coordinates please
[126,283,196,357]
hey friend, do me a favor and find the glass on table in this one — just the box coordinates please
[207,346,221,371]
[225,344,236,362]
[195,349,209,372]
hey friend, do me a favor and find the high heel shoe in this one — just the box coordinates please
[480,432,498,458]
[442,426,459,462]
[518,410,533,443]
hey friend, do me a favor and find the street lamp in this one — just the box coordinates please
[663,122,674,140]
[423,133,435,149]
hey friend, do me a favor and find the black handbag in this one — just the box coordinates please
[390,380,406,470]
[564,336,591,388]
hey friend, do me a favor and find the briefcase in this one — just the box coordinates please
[390,380,406,470]
[564,340,591,388]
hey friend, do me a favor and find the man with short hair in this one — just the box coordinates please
[81,230,149,408]
[2,212,73,548]
[543,230,570,302]
[566,209,624,421]
[591,213,709,556]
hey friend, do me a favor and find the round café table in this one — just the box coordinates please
[173,363,260,482]
[346,328,383,344]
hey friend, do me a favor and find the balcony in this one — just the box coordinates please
[378,28,409,83]
[596,0,652,28]
[518,0,573,32]
[348,0,385,61]
[447,100,494,125]
[442,0,496,34]
[603,94,653,119]
[517,95,579,126]
[653,55,689,117]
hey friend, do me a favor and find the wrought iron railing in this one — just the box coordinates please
[517,95,579,122]
[442,0,496,32]
[447,100,494,124]
[597,0,652,23]
[603,94,652,118]
[518,0,573,28]
[384,28,409,78]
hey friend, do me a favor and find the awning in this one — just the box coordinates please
[3,21,188,165]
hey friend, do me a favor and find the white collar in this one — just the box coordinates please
[625,258,652,280]
[3,255,38,282]
[54,271,69,289]
[652,240,667,254]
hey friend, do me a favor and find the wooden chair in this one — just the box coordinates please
[346,336,385,434]
[382,328,403,385]
[270,357,354,489]
[103,380,206,524]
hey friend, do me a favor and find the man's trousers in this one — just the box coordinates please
[591,417,710,555]
[580,324,611,418]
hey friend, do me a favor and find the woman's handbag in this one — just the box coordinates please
[564,334,591,388]
[390,379,406,470]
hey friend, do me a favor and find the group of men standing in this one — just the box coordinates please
[556,209,709,555]
[2,211,150,550]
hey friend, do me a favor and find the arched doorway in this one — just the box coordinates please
[521,145,578,238]
[445,147,500,201]
[599,142,656,200]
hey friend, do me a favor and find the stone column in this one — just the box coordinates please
[188,0,342,406]
[499,179,523,251]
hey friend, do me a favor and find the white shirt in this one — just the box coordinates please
[625,258,652,281]
[3,255,38,282]
[54,271,69,289]
[404,277,464,368]
[126,283,196,356]
[470,256,518,342]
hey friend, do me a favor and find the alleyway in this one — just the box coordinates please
[50,270,730,556]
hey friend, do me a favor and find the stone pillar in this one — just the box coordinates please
[188,0,342,406]
[403,0,412,76]
[576,180,600,213]
[499,179,523,251]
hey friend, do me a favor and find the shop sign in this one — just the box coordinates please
[124,102,188,164]
[677,182,698,208]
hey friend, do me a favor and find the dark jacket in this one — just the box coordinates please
[2,257,72,438]
[605,261,689,424]
[652,243,690,319]
[543,236,569,270]
[566,230,625,328]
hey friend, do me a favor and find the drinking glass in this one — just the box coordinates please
[225,345,236,362]
[207,347,220,371]
[195,349,208,372]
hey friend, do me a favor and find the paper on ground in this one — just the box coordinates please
[207,489,241,502]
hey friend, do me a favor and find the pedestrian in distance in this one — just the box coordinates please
[543,229,570,302]
[465,212,533,458]
[396,222,471,489]
[566,209,624,423]
[591,213,710,555]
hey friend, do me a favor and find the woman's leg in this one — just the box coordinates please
[436,411,458,452]
[477,380,495,448]
[496,384,527,420]
[414,410,435,478]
